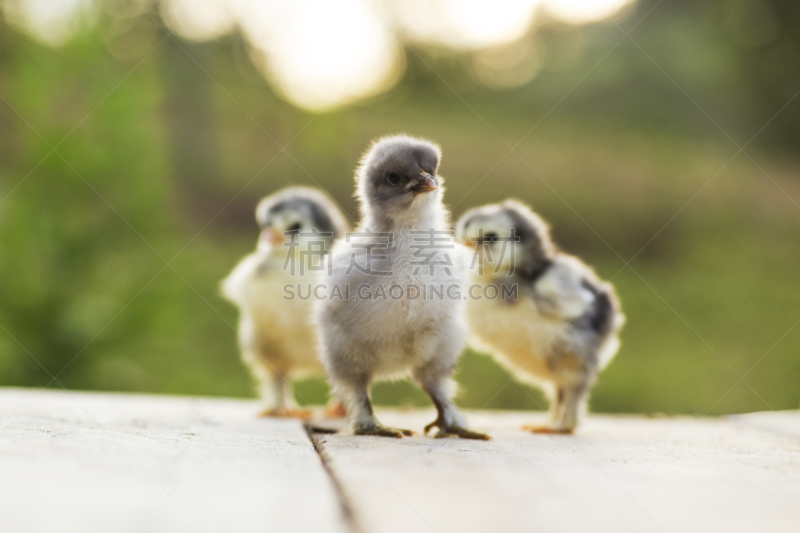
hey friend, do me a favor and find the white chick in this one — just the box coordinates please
[222,187,349,418]
[314,135,490,439]
[456,200,624,433]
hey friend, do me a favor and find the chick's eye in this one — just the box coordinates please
[287,222,302,232]
[386,172,401,186]
[483,232,498,243]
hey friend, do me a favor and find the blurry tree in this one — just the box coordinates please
[750,0,800,146]
[0,10,173,389]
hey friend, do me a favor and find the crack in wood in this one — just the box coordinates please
[305,423,362,533]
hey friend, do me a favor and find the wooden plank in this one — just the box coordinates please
[312,409,800,533]
[0,388,349,533]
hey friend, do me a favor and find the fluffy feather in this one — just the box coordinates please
[456,199,624,433]
[314,135,489,439]
[221,187,349,417]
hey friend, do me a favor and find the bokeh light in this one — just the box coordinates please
[234,0,404,111]
[542,0,634,24]
[161,0,236,41]
[2,0,635,110]
[2,0,95,46]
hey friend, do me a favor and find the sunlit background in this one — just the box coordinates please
[1,0,798,415]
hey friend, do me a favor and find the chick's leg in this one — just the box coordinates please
[524,387,571,434]
[415,325,490,440]
[345,382,414,438]
[556,380,590,432]
[420,380,491,440]
[525,380,588,434]
[257,370,313,420]
[243,345,311,419]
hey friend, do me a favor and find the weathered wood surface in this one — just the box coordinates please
[313,409,800,533]
[0,388,348,533]
[2,388,799,533]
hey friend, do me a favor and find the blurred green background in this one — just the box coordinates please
[1,0,798,416]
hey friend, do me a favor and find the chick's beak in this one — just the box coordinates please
[260,227,285,245]
[411,170,437,194]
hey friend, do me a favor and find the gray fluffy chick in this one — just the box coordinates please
[221,187,349,418]
[456,200,624,434]
[314,135,490,439]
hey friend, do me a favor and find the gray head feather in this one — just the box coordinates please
[355,135,442,224]
[255,186,349,241]
[457,199,555,279]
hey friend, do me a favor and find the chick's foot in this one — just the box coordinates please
[354,423,415,438]
[258,407,315,420]
[424,419,491,440]
[522,424,573,435]
[324,401,348,419]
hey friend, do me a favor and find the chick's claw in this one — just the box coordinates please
[522,424,573,435]
[354,425,415,438]
[436,427,492,440]
[258,408,315,420]
[425,420,491,440]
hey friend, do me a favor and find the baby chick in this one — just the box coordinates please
[456,200,624,433]
[314,135,489,439]
[222,187,349,418]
